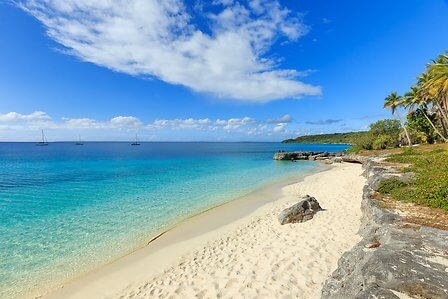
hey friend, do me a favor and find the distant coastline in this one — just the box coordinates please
[282,131,368,145]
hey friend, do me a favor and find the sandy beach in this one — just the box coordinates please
[42,162,365,299]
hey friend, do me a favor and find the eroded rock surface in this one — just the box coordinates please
[273,151,365,164]
[278,195,322,225]
[321,156,448,299]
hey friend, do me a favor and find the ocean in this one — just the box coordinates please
[0,142,349,298]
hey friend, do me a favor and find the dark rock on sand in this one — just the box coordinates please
[278,195,323,225]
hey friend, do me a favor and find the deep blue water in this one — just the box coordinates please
[0,142,349,298]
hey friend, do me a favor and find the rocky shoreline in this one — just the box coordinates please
[273,151,366,164]
[321,155,448,299]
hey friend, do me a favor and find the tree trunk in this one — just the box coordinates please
[397,113,412,146]
[440,115,448,137]
[422,110,448,142]
[435,101,448,135]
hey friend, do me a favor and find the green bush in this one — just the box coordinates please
[349,119,401,150]
[372,135,398,150]
[401,146,416,156]
[406,109,437,144]
[346,145,363,153]
[378,177,407,194]
[385,148,448,212]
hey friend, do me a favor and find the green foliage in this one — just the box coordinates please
[283,119,401,151]
[372,135,398,150]
[378,178,407,194]
[401,146,417,156]
[384,147,448,212]
[282,131,370,144]
[406,109,437,144]
[356,119,401,150]
[369,119,401,138]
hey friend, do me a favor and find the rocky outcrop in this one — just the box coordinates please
[278,195,323,225]
[321,156,448,299]
[273,151,365,164]
[273,151,341,161]
[341,153,367,164]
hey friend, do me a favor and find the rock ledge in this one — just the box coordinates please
[321,156,448,299]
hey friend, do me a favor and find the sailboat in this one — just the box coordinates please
[131,133,141,146]
[36,129,49,146]
[75,135,84,145]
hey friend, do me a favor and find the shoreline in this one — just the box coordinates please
[35,163,328,299]
[112,162,365,298]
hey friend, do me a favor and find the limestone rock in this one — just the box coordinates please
[321,156,448,299]
[278,195,322,225]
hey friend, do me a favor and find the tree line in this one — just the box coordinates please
[384,50,448,145]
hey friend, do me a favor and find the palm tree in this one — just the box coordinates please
[417,69,448,136]
[403,86,447,142]
[384,92,412,146]
[427,53,448,105]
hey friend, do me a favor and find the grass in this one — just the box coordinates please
[380,144,448,212]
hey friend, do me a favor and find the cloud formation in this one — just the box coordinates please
[267,114,293,124]
[17,0,320,102]
[0,111,293,140]
[305,119,342,125]
[0,111,51,122]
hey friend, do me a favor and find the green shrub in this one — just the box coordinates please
[406,109,437,144]
[385,148,448,212]
[346,146,362,153]
[378,177,407,194]
[372,135,397,150]
[401,146,416,156]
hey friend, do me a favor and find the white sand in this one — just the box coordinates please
[43,163,365,299]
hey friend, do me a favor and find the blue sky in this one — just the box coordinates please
[1,0,448,141]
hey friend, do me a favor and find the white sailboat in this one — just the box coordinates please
[75,135,84,145]
[36,130,49,146]
[131,133,140,146]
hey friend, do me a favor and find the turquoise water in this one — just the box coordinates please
[0,142,348,298]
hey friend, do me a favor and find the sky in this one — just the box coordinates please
[0,0,448,142]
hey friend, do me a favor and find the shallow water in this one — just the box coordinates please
[0,142,348,298]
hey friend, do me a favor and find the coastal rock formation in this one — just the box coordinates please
[272,151,365,164]
[273,151,340,161]
[331,157,343,163]
[321,156,448,299]
[341,153,366,164]
[278,195,322,225]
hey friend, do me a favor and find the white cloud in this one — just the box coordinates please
[0,111,51,122]
[17,0,321,102]
[272,122,287,132]
[60,116,144,129]
[110,116,143,128]
[216,117,256,130]
[149,117,256,131]
[0,111,298,141]
[150,118,212,129]
[62,117,101,128]
[267,114,293,124]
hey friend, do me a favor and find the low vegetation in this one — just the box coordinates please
[379,146,448,212]
[283,119,403,152]
[282,131,369,144]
